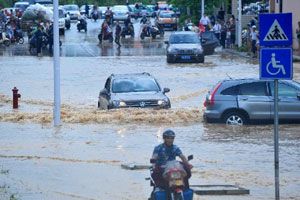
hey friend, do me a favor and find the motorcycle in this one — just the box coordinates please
[92,10,99,22]
[29,34,62,55]
[98,31,113,43]
[77,19,87,32]
[105,14,113,26]
[0,29,10,46]
[148,155,194,200]
[140,25,160,40]
[121,23,134,38]
[11,29,24,44]
[133,10,139,20]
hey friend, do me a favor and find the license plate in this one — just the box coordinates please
[176,180,183,185]
[181,56,190,60]
[165,24,171,27]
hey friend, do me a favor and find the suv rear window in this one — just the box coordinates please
[239,82,267,96]
[221,85,239,95]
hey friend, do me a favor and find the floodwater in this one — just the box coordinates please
[1,20,300,199]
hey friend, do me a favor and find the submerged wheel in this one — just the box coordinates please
[223,112,247,126]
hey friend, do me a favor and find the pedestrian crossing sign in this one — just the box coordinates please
[259,13,292,46]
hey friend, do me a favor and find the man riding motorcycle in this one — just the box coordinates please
[105,6,113,25]
[151,130,193,190]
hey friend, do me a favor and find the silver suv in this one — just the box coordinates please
[204,78,300,125]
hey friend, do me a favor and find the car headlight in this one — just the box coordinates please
[168,48,178,54]
[158,100,165,105]
[194,48,202,54]
[119,101,126,107]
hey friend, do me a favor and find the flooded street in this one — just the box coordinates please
[1,19,300,200]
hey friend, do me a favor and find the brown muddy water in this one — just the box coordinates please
[0,55,300,199]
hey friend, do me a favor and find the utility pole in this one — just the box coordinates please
[201,0,204,17]
[238,0,242,47]
[53,0,61,126]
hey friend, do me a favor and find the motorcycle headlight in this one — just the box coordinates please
[170,171,181,179]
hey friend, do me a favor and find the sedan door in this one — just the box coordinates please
[269,82,300,120]
[237,81,272,120]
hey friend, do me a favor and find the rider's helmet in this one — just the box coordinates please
[163,129,175,139]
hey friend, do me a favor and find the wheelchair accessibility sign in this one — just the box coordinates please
[260,48,293,80]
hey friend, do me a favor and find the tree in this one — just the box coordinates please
[169,0,229,25]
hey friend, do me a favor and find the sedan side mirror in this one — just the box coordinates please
[100,89,109,96]
[164,41,169,45]
[163,88,170,94]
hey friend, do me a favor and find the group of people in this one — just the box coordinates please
[0,8,23,43]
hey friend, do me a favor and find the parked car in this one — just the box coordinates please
[79,5,93,18]
[98,73,171,109]
[14,2,30,11]
[63,4,80,20]
[204,78,300,125]
[112,5,130,22]
[200,31,220,55]
[98,6,107,18]
[165,31,204,63]
[158,10,177,30]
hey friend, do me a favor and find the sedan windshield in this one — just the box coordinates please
[170,34,200,44]
[159,12,174,18]
[64,5,79,11]
[112,78,160,93]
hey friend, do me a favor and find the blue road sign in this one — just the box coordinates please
[259,13,292,46]
[260,48,293,80]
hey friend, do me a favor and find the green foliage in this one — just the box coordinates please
[237,45,248,52]
[169,0,229,26]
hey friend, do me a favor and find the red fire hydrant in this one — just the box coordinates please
[12,87,21,109]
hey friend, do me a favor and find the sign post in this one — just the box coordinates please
[259,13,293,200]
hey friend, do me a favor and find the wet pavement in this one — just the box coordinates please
[1,18,300,200]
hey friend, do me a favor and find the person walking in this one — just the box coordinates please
[213,20,221,40]
[200,13,210,31]
[296,21,300,55]
[34,25,44,57]
[220,20,226,49]
[246,24,252,55]
[115,21,122,47]
[250,25,258,58]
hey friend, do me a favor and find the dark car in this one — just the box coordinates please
[98,73,171,109]
[166,31,204,63]
[204,78,300,125]
[200,31,220,55]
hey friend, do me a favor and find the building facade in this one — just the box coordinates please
[270,0,300,49]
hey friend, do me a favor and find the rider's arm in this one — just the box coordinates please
[179,154,193,169]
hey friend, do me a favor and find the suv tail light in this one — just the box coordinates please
[208,82,222,105]
[203,99,207,107]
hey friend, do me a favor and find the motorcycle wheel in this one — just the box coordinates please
[174,193,184,200]
[18,37,24,44]
[29,47,37,55]
[152,34,156,39]
[4,40,10,46]
[140,33,145,40]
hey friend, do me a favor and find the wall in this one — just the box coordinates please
[272,0,300,49]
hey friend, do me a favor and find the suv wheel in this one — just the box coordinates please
[223,112,246,126]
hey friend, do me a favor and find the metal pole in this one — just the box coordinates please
[238,0,242,47]
[279,0,283,13]
[53,0,61,126]
[202,0,204,17]
[274,79,280,200]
